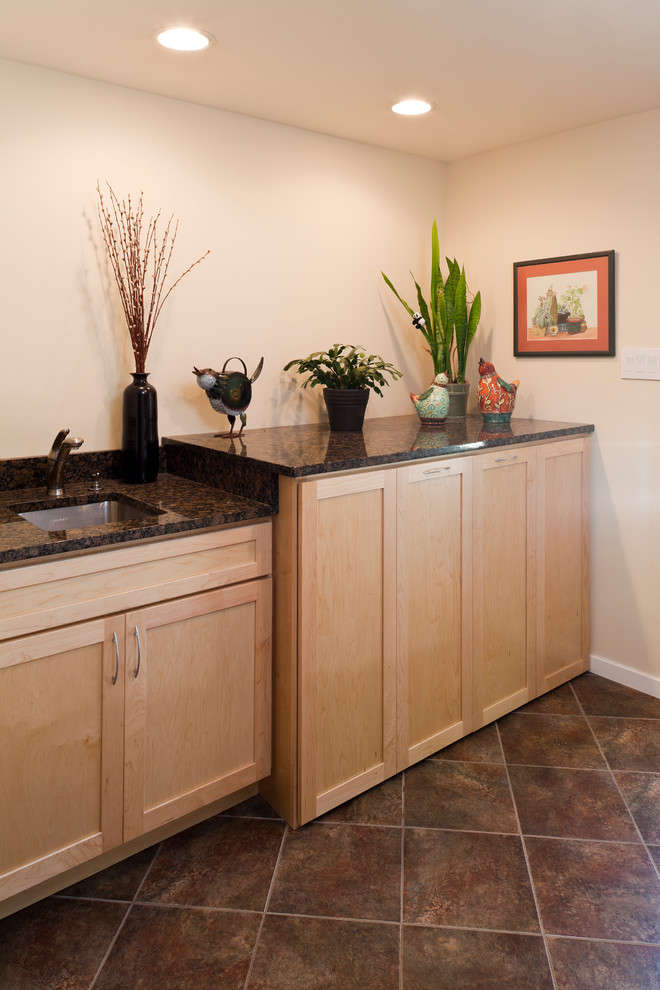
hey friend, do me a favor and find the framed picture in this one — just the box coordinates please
[513,250,615,357]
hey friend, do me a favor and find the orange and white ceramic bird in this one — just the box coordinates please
[477,358,519,422]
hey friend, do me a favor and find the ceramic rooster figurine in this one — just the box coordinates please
[410,372,450,425]
[477,357,519,422]
[193,356,264,438]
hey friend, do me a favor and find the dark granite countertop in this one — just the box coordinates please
[0,466,273,567]
[164,414,594,480]
[0,415,593,567]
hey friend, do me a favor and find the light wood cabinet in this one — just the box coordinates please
[396,458,473,767]
[124,580,271,840]
[297,472,397,822]
[0,618,124,901]
[0,523,272,906]
[263,437,590,827]
[472,445,537,725]
[536,438,590,694]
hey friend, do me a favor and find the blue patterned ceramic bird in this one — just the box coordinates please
[410,372,450,425]
[193,356,264,438]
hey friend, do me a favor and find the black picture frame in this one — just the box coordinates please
[514,250,615,357]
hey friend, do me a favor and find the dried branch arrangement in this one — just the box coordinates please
[97,182,209,373]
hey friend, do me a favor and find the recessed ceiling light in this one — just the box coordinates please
[155,27,215,52]
[391,99,435,116]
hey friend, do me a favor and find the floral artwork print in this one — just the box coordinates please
[528,272,597,340]
[513,251,615,358]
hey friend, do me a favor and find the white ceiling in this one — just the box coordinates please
[2,0,660,162]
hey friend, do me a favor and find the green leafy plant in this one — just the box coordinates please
[381,220,481,383]
[560,284,587,319]
[283,343,402,395]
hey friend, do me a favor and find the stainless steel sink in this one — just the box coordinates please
[17,498,162,531]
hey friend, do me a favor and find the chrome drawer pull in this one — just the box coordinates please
[134,627,141,678]
[423,465,451,475]
[111,632,119,685]
[494,455,518,463]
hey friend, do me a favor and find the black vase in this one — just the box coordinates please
[122,372,159,483]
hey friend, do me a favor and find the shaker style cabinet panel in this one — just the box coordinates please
[297,472,397,823]
[123,579,272,840]
[0,617,124,900]
[472,447,537,725]
[536,438,590,694]
[396,458,473,767]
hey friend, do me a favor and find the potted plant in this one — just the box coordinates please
[559,283,588,334]
[283,343,402,431]
[382,220,481,417]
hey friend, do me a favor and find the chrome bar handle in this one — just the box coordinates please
[111,632,119,685]
[494,454,518,463]
[133,626,141,678]
[423,465,451,475]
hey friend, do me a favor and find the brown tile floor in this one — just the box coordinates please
[1,672,659,989]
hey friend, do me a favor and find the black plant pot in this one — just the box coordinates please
[122,372,159,483]
[323,388,370,431]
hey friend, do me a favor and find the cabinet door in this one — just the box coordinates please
[123,578,272,840]
[397,458,473,767]
[298,472,397,824]
[536,438,590,693]
[472,447,536,726]
[0,618,124,900]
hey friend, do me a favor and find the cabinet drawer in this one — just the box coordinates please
[0,523,272,641]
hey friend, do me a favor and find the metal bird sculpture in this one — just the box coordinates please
[193,356,264,438]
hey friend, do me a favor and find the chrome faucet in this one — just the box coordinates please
[47,428,84,497]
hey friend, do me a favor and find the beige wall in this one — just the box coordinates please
[445,110,660,692]
[0,58,442,458]
[1,59,658,693]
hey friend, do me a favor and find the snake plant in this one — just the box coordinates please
[382,221,481,384]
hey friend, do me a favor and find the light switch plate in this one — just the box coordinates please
[621,348,660,380]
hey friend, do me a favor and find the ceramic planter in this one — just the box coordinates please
[445,382,470,418]
[323,388,370,431]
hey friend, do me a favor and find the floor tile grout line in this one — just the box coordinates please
[543,932,660,947]
[403,823,527,838]
[513,711,660,722]
[265,909,401,926]
[429,757,505,768]
[495,719,559,990]
[402,920,556,937]
[52,895,134,906]
[507,760,610,773]
[250,909,547,934]
[401,919,660,946]
[570,681,660,880]
[505,763,660,777]
[87,842,163,990]
[514,833,644,847]
[129,901,266,916]
[85,902,133,990]
[242,822,289,989]
[311,819,403,830]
